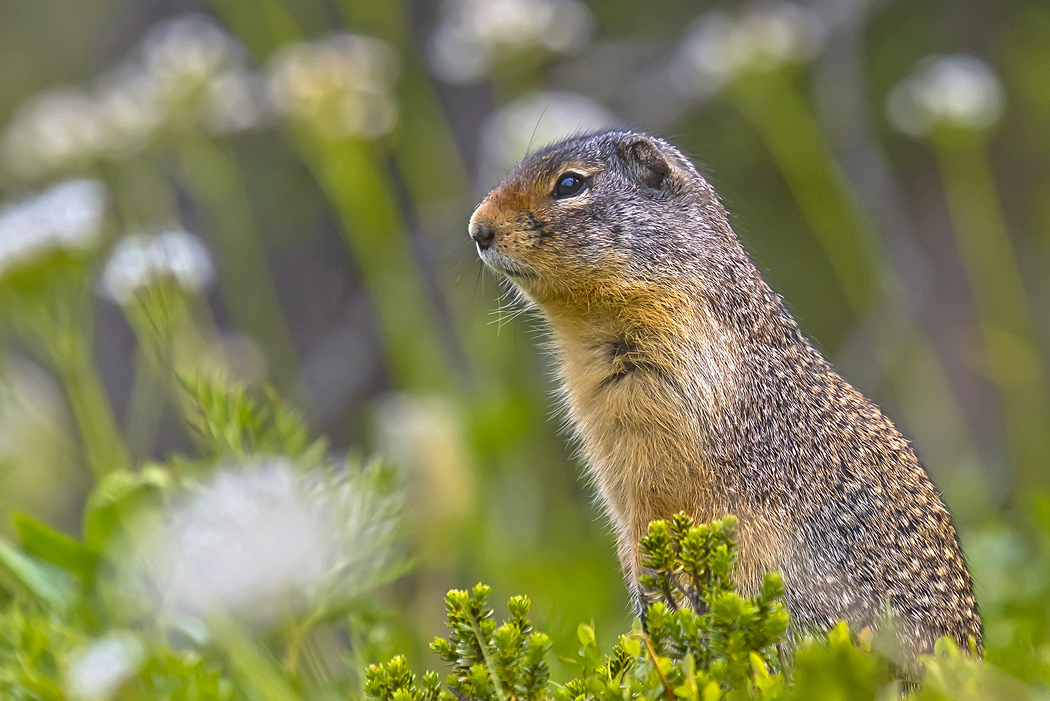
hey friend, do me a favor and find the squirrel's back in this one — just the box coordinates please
[468,129,982,661]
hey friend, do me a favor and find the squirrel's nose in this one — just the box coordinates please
[470,222,497,251]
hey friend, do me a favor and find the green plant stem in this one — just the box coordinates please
[641,634,677,701]
[339,0,476,379]
[933,135,1050,494]
[468,612,509,701]
[209,614,303,701]
[728,71,875,311]
[52,334,131,478]
[282,607,325,678]
[123,351,167,461]
[176,135,303,390]
[297,134,452,391]
[206,0,301,60]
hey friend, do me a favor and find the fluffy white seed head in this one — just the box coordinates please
[0,179,108,278]
[153,463,329,621]
[98,230,215,304]
[886,55,1005,138]
[1,14,266,179]
[201,70,273,134]
[267,33,399,140]
[672,2,824,98]
[131,460,400,628]
[428,0,592,84]
[1,90,115,178]
[373,393,477,533]
[92,65,167,156]
[66,632,145,701]
[142,15,243,87]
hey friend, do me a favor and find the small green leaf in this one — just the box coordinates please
[577,623,596,647]
[0,535,76,610]
[748,652,768,679]
[585,677,606,696]
[12,512,96,581]
[82,466,170,550]
[622,635,641,658]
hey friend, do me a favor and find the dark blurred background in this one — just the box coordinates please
[0,0,1048,666]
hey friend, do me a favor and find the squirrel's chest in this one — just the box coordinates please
[553,331,786,594]
[557,343,723,522]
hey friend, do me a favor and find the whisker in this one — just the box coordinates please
[526,100,553,158]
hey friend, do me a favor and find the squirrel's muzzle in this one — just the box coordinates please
[469,220,497,251]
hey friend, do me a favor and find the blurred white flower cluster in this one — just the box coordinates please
[428,0,592,84]
[66,631,145,701]
[1,14,404,177]
[1,15,266,179]
[672,2,825,98]
[136,460,400,627]
[99,230,215,305]
[886,55,1005,138]
[477,90,616,188]
[0,179,108,279]
[267,33,400,140]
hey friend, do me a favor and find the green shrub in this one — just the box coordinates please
[366,514,1047,701]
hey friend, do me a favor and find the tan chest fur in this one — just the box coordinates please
[544,299,788,597]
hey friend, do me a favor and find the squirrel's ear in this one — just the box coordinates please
[617,134,680,193]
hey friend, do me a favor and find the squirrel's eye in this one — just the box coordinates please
[554,174,585,198]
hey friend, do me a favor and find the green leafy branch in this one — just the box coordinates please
[366,514,793,701]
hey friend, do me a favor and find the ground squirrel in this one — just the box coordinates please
[469,129,982,661]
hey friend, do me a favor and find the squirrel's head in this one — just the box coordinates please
[469,130,733,317]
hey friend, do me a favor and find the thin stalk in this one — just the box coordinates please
[641,634,677,701]
[933,135,1050,494]
[296,134,453,391]
[122,351,167,461]
[51,331,131,478]
[467,611,509,701]
[728,71,875,310]
[176,135,303,390]
[209,614,302,701]
[282,606,324,678]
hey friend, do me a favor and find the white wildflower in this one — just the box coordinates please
[267,33,399,140]
[886,55,1005,138]
[138,14,270,134]
[0,179,107,278]
[140,14,246,125]
[136,460,400,627]
[428,0,592,83]
[142,15,241,82]
[1,90,112,178]
[93,65,166,155]
[672,2,825,98]
[201,70,273,134]
[99,230,215,304]
[1,73,165,178]
[477,91,617,188]
[1,15,265,178]
[66,632,145,701]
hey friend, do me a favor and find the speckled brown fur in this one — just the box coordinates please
[469,130,982,663]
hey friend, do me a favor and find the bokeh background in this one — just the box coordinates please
[0,0,1048,693]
